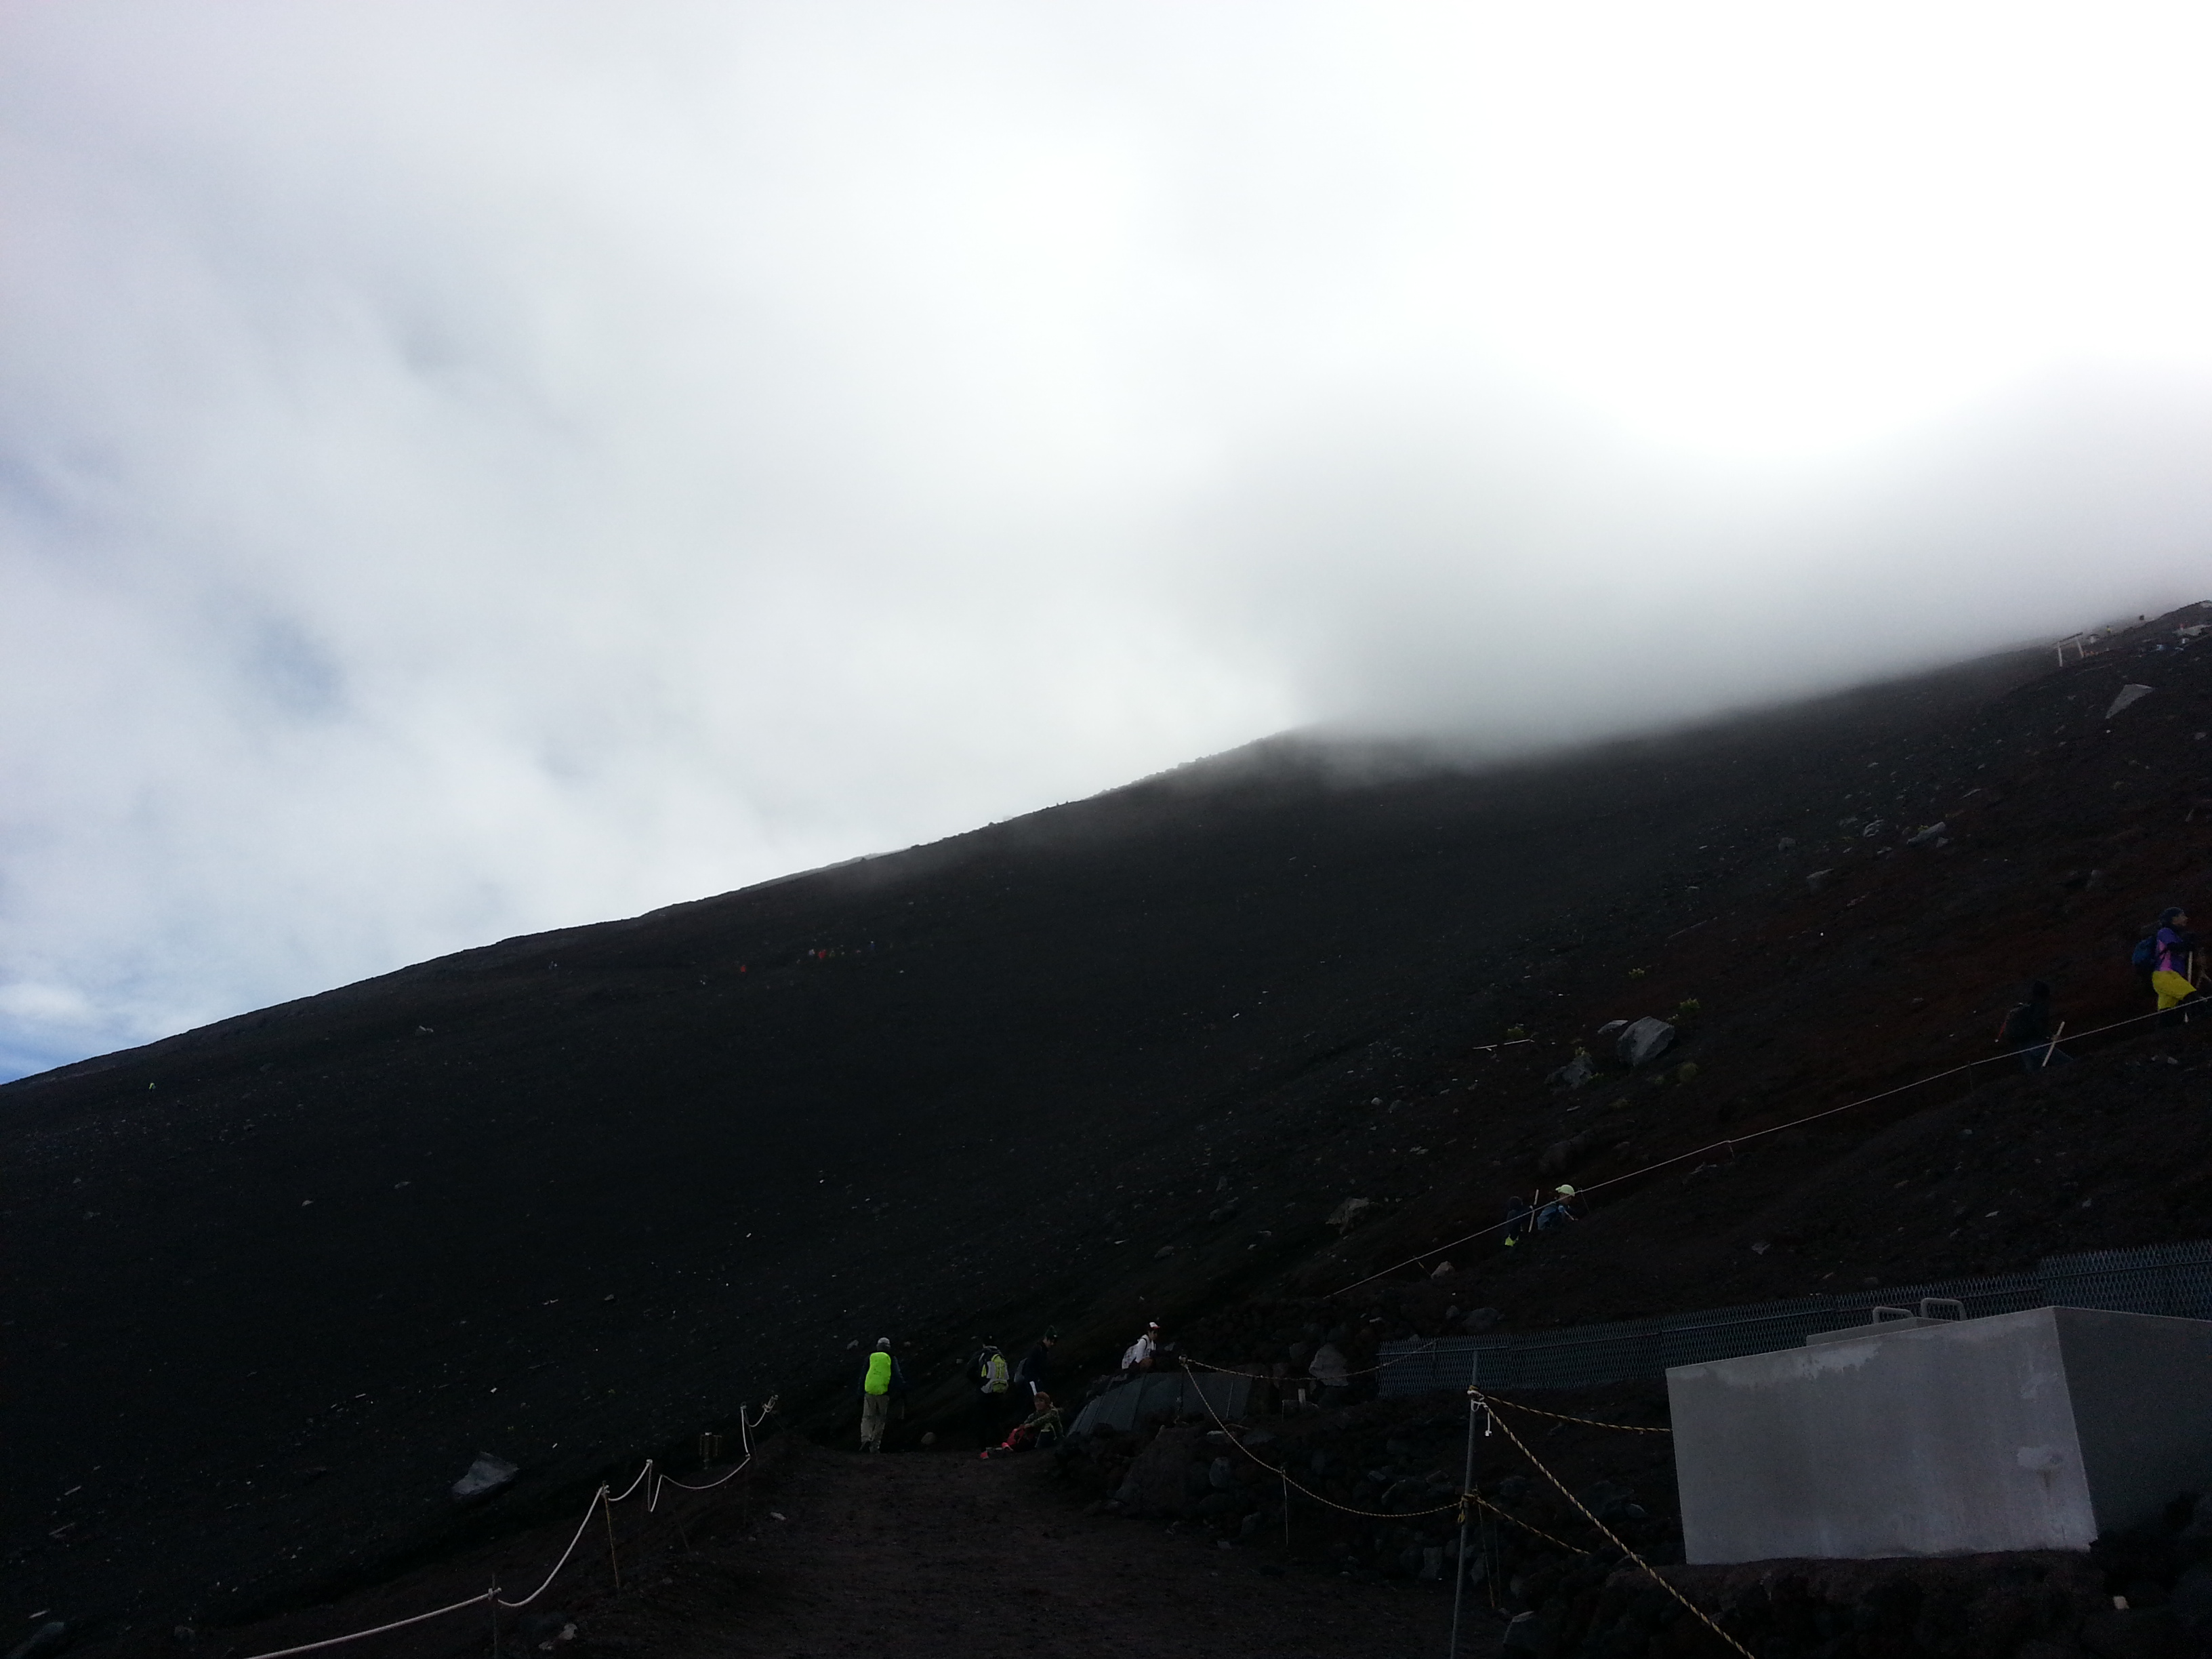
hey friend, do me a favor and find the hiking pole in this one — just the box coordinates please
[1448,1355,1478,1659]
[2042,1022,2066,1067]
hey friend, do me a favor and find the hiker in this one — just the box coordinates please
[972,1338,1015,1448]
[1012,1328,1059,1406]
[858,1338,905,1452]
[1120,1320,1162,1374]
[1996,981,2072,1072]
[1500,1194,1535,1248]
[2141,907,2200,1021]
[981,1392,1066,1459]
[1533,1185,1583,1231]
[1309,1339,1351,1407]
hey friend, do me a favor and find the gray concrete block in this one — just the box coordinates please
[1072,1372,1254,1436]
[1668,1306,2212,1563]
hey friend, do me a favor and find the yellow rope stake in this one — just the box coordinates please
[1482,1397,1755,1659]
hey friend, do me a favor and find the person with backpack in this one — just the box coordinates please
[1012,1328,1058,1407]
[1996,981,2072,1072]
[971,1338,1014,1448]
[857,1338,906,1452]
[1119,1320,1162,1374]
[2136,907,2200,1021]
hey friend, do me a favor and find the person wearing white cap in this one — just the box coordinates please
[1120,1320,1162,1373]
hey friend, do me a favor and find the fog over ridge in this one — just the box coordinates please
[4,1,2210,1079]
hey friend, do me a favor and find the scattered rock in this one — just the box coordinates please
[1615,1017,1675,1068]
[1905,821,1947,846]
[1860,819,1889,839]
[1546,1051,1595,1090]
[6,1624,66,1659]
[1464,1307,1500,1332]
[451,1452,518,1502]
[1429,1260,1455,1278]
[1594,1019,1627,1041]
[1777,836,1796,851]
[2106,683,2155,719]
[1807,869,1835,893]
[1326,1197,1373,1235]
[1153,1245,1176,1259]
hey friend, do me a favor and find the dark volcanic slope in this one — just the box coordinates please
[7,613,2209,1640]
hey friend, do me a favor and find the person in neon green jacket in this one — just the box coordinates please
[859,1338,905,1452]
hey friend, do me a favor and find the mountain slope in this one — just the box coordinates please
[9,611,2209,1643]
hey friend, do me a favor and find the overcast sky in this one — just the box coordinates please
[5,1,2212,1080]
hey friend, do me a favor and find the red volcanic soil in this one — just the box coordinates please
[9,605,2212,1655]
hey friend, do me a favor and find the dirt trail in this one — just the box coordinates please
[567,1440,1477,1659]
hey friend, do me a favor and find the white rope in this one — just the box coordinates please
[1343,997,2189,1294]
[235,1399,779,1652]
[606,1459,655,1503]
[237,1591,492,1659]
[497,1488,608,1609]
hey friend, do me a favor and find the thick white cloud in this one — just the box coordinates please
[3,0,2210,1078]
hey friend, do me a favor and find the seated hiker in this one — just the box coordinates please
[1996,980,2072,1071]
[2142,907,2200,1021]
[981,1393,1067,1458]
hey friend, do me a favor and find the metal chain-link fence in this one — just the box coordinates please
[1378,1239,2212,1395]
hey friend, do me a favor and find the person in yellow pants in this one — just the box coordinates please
[2148,907,2199,1017]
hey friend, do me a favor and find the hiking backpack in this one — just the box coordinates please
[2131,935,2159,980]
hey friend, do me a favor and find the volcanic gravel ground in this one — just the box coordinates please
[10,605,2212,1650]
[70,1434,1485,1659]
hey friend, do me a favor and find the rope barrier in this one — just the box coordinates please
[1175,1364,1597,1551]
[237,1401,774,1659]
[497,1489,609,1610]
[1182,1341,1441,1385]
[1178,1363,1458,1519]
[1342,998,2193,1296]
[1481,1395,1756,1659]
[239,1592,495,1659]
[1483,1395,1670,1435]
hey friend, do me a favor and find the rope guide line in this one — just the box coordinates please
[237,1401,775,1659]
[1481,1393,1757,1659]
[1179,1362,1457,1520]
[1343,998,2192,1296]
[1482,1395,1670,1435]
[1177,1364,1597,1553]
[1182,1340,1441,1385]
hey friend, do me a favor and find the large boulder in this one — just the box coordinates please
[1546,1052,1595,1090]
[1615,1017,1675,1068]
[2106,683,2154,719]
[451,1452,518,1502]
[1116,1426,1206,1516]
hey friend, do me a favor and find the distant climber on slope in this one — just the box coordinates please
[1996,981,2072,1071]
[2139,907,2200,1023]
[1500,1193,1535,1248]
[858,1338,905,1452]
[1534,1185,1583,1231]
